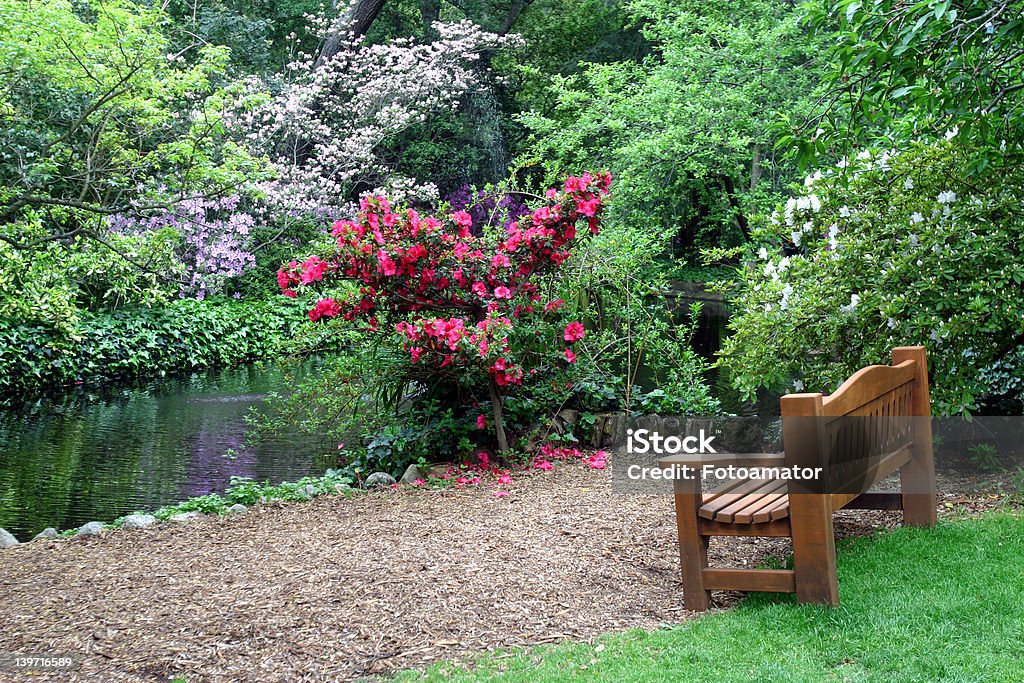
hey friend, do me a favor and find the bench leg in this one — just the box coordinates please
[789,495,839,605]
[673,490,711,611]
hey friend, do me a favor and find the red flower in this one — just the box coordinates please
[563,321,585,343]
[308,298,341,322]
[564,348,576,363]
[476,414,487,429]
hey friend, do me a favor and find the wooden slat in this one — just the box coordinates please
[699,478,782,520]
[700,477,754,506]
[756,494,791,522]
[703,568,796,593]
[710,480,788,523]
[744,492,789,523]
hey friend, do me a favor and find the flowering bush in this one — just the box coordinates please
[278,171,612,450]
[719,138,1024,415]
[107,195,257,299]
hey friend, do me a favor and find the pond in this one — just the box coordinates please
[0,291,763,542]
[0,360,333,540]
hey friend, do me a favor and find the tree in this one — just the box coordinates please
[277,172,611,451]
[518,0,829,253]
[794,0,1024,171]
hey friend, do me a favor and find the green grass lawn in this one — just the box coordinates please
[398,512,1024,683]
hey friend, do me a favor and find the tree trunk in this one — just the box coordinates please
[749,144,762,194]
[420,0,441,40]
[488,376,509,453]
[315,0,389,70]
[721,175,752,242]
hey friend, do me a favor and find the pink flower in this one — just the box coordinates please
[564,349,576,363]
[563,321,586,343]
[576,197,601,217]
[534,460,554,471]
[377,250,397,276]
[477,451,490,467]
[494,286,512,299]
[493,490,510,498]
[497,473,512,485]
[308,298,341,322]
[411,478,426,486]
[476,414,487,429]
[472,282,487,296]
[452,210,473,228]
[585,450,608,469]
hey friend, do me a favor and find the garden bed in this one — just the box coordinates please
[0,460,993,682]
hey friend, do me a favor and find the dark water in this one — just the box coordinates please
[667,288,780,417]
[0,360,333,540]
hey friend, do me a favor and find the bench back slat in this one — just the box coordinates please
[781,346,930,494]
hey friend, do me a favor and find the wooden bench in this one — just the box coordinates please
[660,346,937,610]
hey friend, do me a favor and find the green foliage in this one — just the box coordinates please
[720,139,1024,415]
[0,297,308,397]
[518,0,830,252]
[800,0,1024,171]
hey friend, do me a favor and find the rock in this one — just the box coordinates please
[121,514,157,529]
[364,471,397,488]
[168,511,202,524]
[33,528,58,541]
[0,528,19,548]
[333,483,351,494]
[302,484,318,497]
[399,464,424,485]
[75,522,104,538]
[227,503,248,515]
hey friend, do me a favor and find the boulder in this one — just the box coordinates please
[227,504,248,515]
[399,463,424,485]
[121,514,157,529]
[302,484,318,497]
[32,528,58,541]
[333,483,352,494]
[0,528,18,548]
[75,522,104,537]
[364,471,397,488]
[168,511,202,524]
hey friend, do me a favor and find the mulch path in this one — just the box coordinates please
[0,460,996,683]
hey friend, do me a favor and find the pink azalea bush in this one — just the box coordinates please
[278,172,611,453]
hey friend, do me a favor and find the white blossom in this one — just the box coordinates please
[937,191,957,204]
[839,293,860,313]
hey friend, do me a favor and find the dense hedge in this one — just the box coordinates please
[0,297,307,395]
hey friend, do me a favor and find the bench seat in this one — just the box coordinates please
[700,479,790,524]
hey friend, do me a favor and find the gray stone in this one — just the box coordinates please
[121,514,157,529]
[399,464,424,485]
[364,471,397,488]
[32,528,57,541]
[75,522,104,537]
[168,511,203,524]
[227,503,248,515]
[333,483,351,494]
[302,484,318,497]
[0,528,18,548]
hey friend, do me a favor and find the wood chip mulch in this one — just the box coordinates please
[0,460,1002,683]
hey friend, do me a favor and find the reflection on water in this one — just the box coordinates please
[0,360,330,540]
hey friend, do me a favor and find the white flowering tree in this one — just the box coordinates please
[224,19,519,217]
[719,137,1024,415]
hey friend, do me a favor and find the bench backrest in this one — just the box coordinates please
[780,346,931,495]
